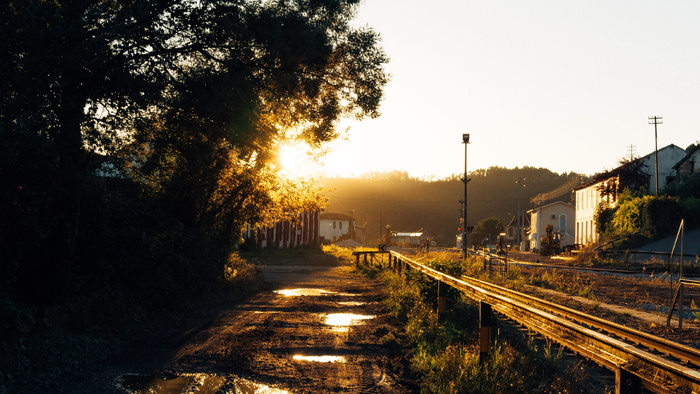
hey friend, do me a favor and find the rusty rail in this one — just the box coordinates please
[356,250,700,393]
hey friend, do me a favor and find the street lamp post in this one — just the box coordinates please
[462,133,470,259]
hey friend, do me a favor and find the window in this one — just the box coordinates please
[333,221,336,229]
[559,215,566,234]
[339,221,343,230]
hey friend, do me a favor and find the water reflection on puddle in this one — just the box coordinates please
[275,288,334,296]
[292,355,346,363]
[324,313,375,332]
[274,288,358,297]
[337,301,366,306]
[120,373,289,394]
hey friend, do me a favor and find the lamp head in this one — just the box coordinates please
[462,133,470,144]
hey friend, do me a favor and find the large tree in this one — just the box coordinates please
[1,0,388,302]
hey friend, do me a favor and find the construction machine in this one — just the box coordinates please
[540,224,562,256]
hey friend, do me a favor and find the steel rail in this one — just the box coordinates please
[460,274,700,366]
[387,251,700,393]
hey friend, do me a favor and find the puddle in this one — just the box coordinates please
[275,288,335,296]
[323,313,375,332]
[121,374,199,393]
[337,301,366,306]
[292,355,347,363]
[274,288,360,297]
[324,313,375,326]
[120,373,289,394]
[234,379,290,394]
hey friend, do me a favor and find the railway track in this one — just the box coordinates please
[378,251,700,393]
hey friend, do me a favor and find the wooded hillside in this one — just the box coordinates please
[321,168,582,246]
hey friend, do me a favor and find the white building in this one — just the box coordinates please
[574,144,687,247]
[528,201,575,252]
[319,212,354,243]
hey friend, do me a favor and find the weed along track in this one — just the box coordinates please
[115,252,414,394]
[359,250,700,393]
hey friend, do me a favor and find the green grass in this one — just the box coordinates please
[363,258,593,393]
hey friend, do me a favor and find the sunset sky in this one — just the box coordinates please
[316,1,700,179]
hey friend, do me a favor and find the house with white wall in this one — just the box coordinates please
[528,201,575,252]
[319,212,354,243]
[646,144,688,195]
[670,145,700,185]
[574,143,686,247]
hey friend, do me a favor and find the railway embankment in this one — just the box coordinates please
[359,249,700,392]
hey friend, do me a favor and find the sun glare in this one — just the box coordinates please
[276,141,320,179]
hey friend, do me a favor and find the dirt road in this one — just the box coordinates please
[111,253,414,393]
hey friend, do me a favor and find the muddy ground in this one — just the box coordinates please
[63,253,415,393]
[495,250,700,347]
[28,248,700,393]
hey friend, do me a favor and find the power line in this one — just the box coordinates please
[529,176,582,205]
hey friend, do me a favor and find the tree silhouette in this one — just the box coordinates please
[1,0,388,304]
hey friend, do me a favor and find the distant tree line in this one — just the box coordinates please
[322,167,580,246]
[0,0,388,314]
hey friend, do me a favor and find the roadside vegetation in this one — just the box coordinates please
[594,165,700,253]
[353,254,597,393]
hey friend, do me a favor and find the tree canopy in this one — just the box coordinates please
[0,0,388,305]
[469,216,504,247]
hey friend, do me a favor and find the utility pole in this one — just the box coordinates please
[350,210,354,240]
[516,177,523,248]
[648,116,663,196]
[461,133,470,259]
[627,144,636,162]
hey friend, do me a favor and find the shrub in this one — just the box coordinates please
[222,253,264,296]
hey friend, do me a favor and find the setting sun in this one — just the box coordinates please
[276,141,321,179]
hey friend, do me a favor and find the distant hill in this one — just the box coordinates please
[320,167,582,246]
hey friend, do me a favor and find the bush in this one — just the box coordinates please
[607,193,685,240]
[222,253,264,296]
[680,197,700,228]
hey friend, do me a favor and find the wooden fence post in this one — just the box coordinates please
[615,367,642,394]
[437,280,447,322]
[479,301,492,364]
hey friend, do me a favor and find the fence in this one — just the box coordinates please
[354,249,700,394]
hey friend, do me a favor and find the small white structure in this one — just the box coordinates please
[392,232,425,246]
[319,212,354,243]
[574,144,686,247]
[528,201,575,252]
